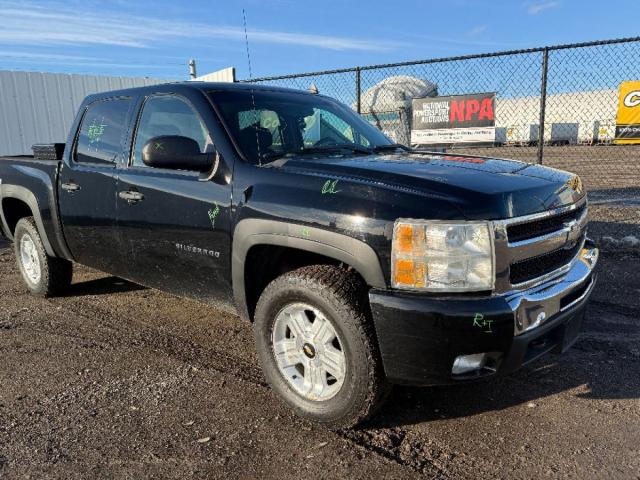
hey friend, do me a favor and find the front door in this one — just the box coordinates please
[58,97,132,276]
[117,94,233,307]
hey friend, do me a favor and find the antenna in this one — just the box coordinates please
[242,9,262,166]
[242,9,253,80]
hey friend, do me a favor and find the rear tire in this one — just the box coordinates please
[14,217,72,297]
[254,265,390,429]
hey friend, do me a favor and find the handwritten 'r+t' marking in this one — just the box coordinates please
[473,313,493,334]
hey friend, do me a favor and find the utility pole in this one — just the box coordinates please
[188,59,197,80]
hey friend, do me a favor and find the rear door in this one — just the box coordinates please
[117,93,234,306]
[58,97,132,276]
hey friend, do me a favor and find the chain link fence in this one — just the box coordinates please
[242,38,640,239]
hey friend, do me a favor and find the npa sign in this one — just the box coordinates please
[411,92,496,146]
[615,81,640,144]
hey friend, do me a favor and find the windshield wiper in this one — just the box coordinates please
[300,144,373,155]
[371,143,412,152]
[260,143,374,163]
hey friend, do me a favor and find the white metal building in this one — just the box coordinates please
[0,70,163,156]
[495,89,618,144]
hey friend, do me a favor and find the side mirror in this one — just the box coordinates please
[142,135,212,172]
[197,151,232,184]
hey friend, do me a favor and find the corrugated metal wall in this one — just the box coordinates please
[0,71,164,156]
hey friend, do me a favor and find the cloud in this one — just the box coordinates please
[0,50,100,62]
[0,1,404,52]
[526,1,559,15]
[468,25,488,36]
[0,50,179,70]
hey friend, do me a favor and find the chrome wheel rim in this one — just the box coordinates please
[20,234,41,284]
[272,302,346,401]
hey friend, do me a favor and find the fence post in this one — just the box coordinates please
[537,48,549,164]
[355,67,362,114]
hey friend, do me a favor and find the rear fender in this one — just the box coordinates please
[0,183,56,257]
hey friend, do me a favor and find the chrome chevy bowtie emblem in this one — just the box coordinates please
[564,220,581,244]
[564,220,578,233]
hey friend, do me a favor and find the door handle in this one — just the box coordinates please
[61,182,81,193]
[119,190,145,204]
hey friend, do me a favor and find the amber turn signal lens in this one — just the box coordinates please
[395,224,414,252]
[394,259,415,285]
[393,259,426,288]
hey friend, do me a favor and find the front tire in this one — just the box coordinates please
[254,265,389,429]
[14,217,72,297]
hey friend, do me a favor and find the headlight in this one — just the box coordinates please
[391,220,495,292]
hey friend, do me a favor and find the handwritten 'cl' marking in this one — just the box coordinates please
[321,179,341,195]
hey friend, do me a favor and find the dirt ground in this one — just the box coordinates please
[1,236,639,479]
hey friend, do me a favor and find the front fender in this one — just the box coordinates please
[232,218,387,321]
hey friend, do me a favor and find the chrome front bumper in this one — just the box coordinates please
[506,243,599,335]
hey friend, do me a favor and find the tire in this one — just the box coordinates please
[14,217,72,297]
[254,265,390,429]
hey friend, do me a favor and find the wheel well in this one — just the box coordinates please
[1,198,33,236]
[244,245,363,321]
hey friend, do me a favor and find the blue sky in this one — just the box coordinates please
[0,0,637,80]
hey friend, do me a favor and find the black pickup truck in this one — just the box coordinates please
[0,82,598,428]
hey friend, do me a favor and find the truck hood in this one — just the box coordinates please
[269,152,585,219]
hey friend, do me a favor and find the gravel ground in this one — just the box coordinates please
[1,237,639,479]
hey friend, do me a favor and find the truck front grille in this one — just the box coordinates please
[509,241,582,285]
[507,203,587,242]
[493,197,588,292]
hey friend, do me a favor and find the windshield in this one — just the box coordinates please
[209,89,394,164]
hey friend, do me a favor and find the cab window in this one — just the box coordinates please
[132,95,212,168]
[75,98,130,164]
